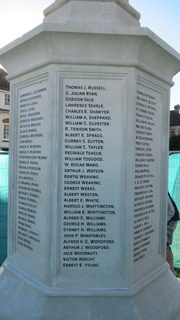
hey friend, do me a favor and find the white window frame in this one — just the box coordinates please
[3,123,9,141]
[4,93,10,106]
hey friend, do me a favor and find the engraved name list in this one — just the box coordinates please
[61,78,123,271]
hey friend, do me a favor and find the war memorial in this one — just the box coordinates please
[0,0,180,319]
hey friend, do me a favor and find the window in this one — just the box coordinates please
[2,119,9,141]
[4,93,10,106]
[3,124,9,140]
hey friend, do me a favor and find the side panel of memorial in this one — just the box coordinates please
[7,70,54,284]
[133,72,169,282]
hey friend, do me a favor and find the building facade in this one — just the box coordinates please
[0,68,10,151]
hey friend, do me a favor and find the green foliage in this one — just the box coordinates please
[175,268,180,278]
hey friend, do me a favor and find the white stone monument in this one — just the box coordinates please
[0,0,180,319]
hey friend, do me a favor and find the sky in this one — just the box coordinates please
[0,0,180,109]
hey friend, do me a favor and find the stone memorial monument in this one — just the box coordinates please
[0,0,180,319]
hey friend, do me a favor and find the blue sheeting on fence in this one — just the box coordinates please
[0,152,8,265]
[168,153,180,269]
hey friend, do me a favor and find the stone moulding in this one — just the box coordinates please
[43,0,141,21]
[0,25,180,84]
[2,260,168,297]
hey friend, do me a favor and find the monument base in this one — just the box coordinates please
[0,266,180,320]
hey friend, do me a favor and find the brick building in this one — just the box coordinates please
[0,68,10,151]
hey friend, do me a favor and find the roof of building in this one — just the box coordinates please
[0,68,9,91]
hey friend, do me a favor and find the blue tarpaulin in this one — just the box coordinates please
[0,152,8,265]
[168,153,180,269]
